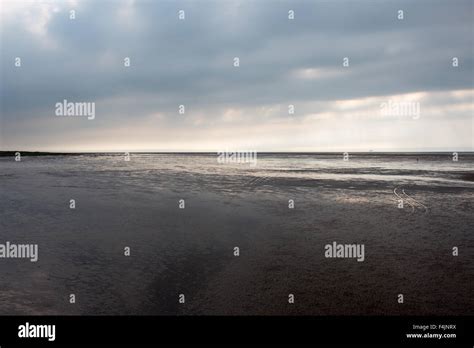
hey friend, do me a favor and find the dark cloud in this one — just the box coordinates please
[0,0,472,151]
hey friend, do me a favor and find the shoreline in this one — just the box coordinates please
[1,151,474,157]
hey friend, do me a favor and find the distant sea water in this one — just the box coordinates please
[0,153,473,315]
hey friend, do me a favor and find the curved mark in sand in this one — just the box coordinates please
[394,187,414,213]
[402,189,428,214]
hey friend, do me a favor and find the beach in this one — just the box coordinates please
[0,153,473,315]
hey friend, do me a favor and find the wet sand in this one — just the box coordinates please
[0,154,473,315]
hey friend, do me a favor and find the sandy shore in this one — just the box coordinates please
[0,154,473,315]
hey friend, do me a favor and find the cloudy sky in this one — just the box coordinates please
[0,0,473,152]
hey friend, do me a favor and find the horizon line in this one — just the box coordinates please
[1,150,473,155]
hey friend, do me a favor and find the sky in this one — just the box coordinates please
[0,0,473,152]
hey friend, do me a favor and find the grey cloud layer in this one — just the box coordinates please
[1,0,473,150]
